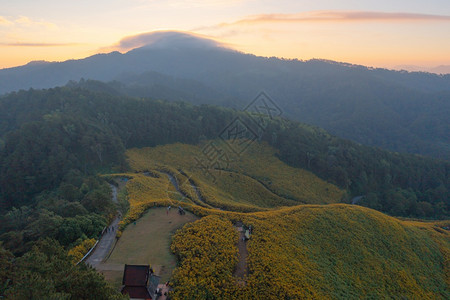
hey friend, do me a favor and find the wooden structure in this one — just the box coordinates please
[121,264,160,300]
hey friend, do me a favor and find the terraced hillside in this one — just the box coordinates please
[126,141,344,210]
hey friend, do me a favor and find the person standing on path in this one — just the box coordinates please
[167,205,171,215]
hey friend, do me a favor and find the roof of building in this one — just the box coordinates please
[122,264,150,287]
[121,286,152,299]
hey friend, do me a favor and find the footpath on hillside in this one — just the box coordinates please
[234,222,249,285]
[85,217,120,268]
[160,170,215,209]
[85,184,120,268]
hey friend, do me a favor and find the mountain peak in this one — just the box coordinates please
[114,30,232,53]
[25,60,51,66]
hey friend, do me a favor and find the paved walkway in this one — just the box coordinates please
[85,184,121,268]
[109,184,118,203]
[85,217,120,268]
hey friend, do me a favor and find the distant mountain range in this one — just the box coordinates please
[1,31,449,160]
[394,64,450,74]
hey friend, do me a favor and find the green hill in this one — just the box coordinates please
[170,205,450,299]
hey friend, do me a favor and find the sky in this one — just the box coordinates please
[1,0,449,71]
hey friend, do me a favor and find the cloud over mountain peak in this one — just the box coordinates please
[106,30,231,53]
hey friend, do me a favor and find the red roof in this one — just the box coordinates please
[121,286,151,299]
[122,264,149,286]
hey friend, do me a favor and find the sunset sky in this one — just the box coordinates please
[1,0,449,70]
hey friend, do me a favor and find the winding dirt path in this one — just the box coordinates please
[234,224,248,284]
[160,170,216,209]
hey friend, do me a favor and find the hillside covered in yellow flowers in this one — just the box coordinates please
[111,141,449,299]
[170,205,449,299]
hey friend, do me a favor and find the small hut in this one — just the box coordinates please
[121,264,160,300]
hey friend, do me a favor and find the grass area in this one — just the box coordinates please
[101,207,198,289]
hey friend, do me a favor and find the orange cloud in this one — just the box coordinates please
[139,0,246,8]
[203,10,450,29]
[0,16,58,29]
[0,42,80,47]
[0,16,13,26]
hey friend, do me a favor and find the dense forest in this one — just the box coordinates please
[0,85,448,297]
[0,239,124,299]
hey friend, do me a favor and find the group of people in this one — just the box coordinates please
[105,225,116,234]
[155,281,171,299]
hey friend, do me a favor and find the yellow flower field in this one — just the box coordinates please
[170,204,450,299]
